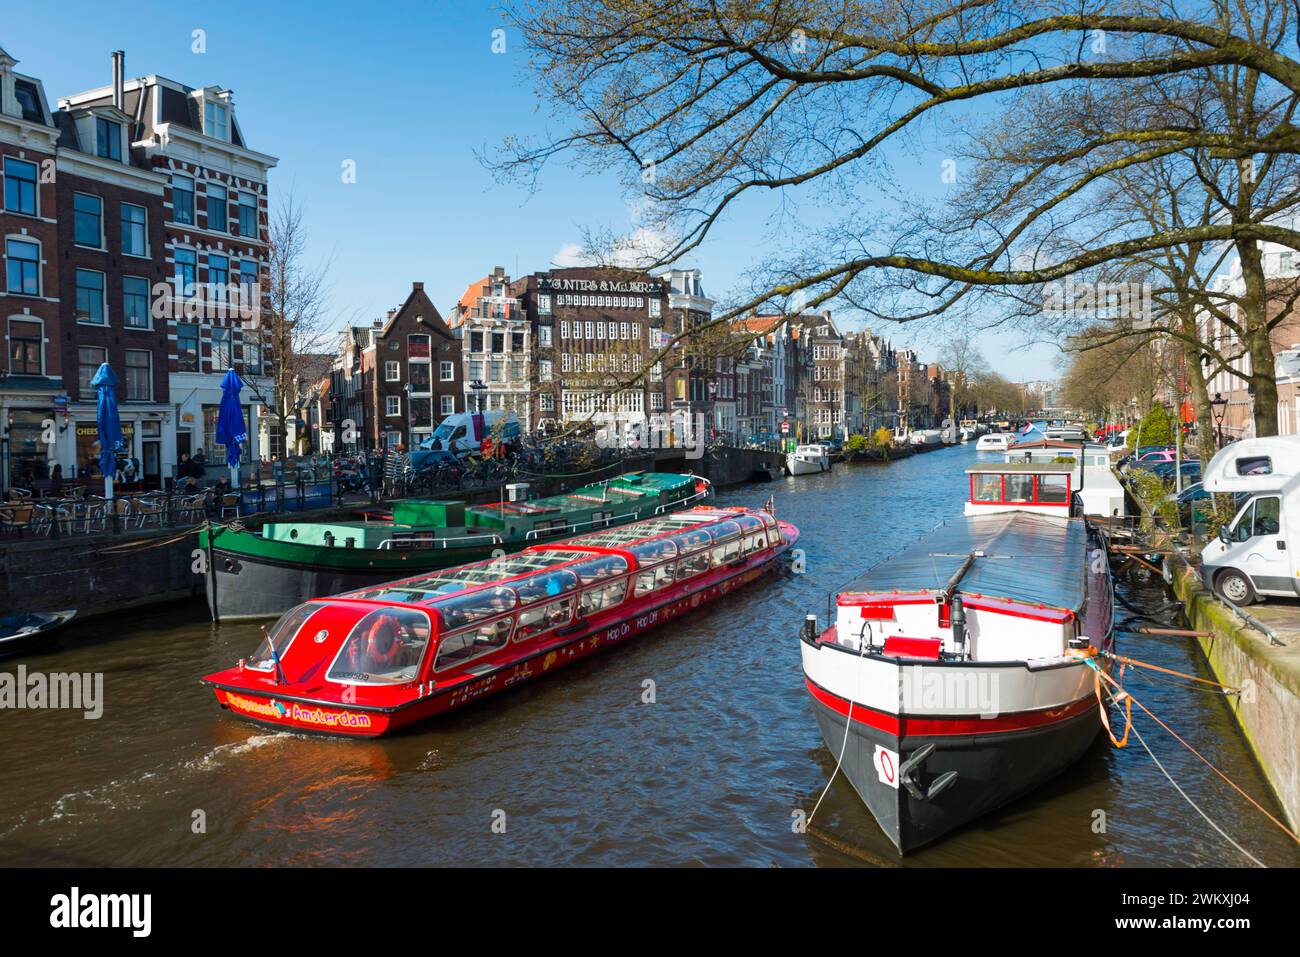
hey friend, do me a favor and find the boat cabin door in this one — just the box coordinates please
[1207,494,1294,599]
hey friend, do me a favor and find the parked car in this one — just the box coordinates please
[1149,460,1202,483]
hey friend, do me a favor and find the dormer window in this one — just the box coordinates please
[204,100,228,140]
[95,117,122,161]
[14,82,42,123]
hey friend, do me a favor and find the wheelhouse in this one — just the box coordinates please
[965,462,1073,516]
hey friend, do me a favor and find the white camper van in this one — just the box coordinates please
[1199,435,1300,604]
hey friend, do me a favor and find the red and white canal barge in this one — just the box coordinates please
[800,461,1114,852]
[203,506,798,737]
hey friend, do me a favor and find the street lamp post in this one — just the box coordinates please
[1210,392,1228,449]
[470,379,487,414]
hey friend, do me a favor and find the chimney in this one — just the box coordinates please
[111,51,125,111]
[412,281,423,291]
[386,309,397,321]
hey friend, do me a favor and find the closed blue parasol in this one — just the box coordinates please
[215,369,247,485]
[91,363,122,490]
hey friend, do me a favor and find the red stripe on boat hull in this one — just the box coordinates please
[803,675,1096,737]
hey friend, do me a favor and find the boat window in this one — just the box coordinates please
[670,528,713,554]
[246,603,317,672]
[328,607,432,684]
[435,586,518,630]
[434,617,513,671]
[580,578,629,615]
[676,550,711,579]
[711,520,743,541]
[567,555,628,585]
[1005,474,1034,503]
[634,562,676,596]
[1037,474,1069,504]
[972,473,1001,503]
[513,569,580,605]
[629,537,677,564]
[711,536,743,567]
[516,596,574,640]
[743,532,767,554]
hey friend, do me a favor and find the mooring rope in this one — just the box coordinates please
[807,621,872,828]
[1129,719,1265,868]
[1092,660,1300,846]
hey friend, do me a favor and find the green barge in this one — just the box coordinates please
[199,472,710,620]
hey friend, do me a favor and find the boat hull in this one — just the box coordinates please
[805,673,1101,853]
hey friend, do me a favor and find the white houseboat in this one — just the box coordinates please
[799,460,1114,852]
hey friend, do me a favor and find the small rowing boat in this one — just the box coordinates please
[203,505,798,737]
[0,610,76,656]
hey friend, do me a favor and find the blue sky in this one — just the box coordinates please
[13,0,1058,380]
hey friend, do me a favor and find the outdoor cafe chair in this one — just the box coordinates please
[131,497,166,528]
[175,493,206,524]
[0,503,34,537]
[218,493,241,519]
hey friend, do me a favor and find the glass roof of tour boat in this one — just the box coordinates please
[343,511,731,607]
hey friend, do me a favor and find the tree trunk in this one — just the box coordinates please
[1238,238,1278,437]
[1177,310,1219,466]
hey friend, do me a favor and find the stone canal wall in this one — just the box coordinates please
[1167,558,1300,830]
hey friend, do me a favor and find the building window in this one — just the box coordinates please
[560,320,568,340]
[73,192,103,247]
[3,157,38,215]
[237,192,257,238]
[440,360,454,381]
[244,336,262,374]
[651,392,664,411]
[8,319,42,374]
[440,395,455,415]
[539,393,555,412]
[78,346,107,399]
[204,101,229,140]
[649,299,661,319]
[469,358,484,381]
[123,276,150,329]
[539,325,552,347]
[538,294,551,315]
[211,327,232,370]
[208,253,229,296]
[386,395,401,417]
[5,238,39,295]
[124,349,151,401]
[121,202,147,256]
[539,359,553,382]
[75,269,106,324]
[96,117,122,161]
[469,330,484,353]
[174,248,197,295]
[177,323,199,371]
[172,174,195,225]
[491,331,505,353]
[585,321,594,339]
[206,184,227,232]
[385,360,400,382]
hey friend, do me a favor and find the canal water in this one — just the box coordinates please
[3,443,1298,867]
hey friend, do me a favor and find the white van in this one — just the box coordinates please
[1199,435,1300,604]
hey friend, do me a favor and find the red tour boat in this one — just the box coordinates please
[203,505,798,737]
[800,461,1115,853]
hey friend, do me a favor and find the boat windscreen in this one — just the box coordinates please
[246,603,318,672]
[327,607,432,684]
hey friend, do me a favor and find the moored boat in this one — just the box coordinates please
[202,505,799,737]
[799,459,1113,853]
[787,444,831,475]
[975,432,1014,452]
[0,610,76,657]
[199,471,709,621]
